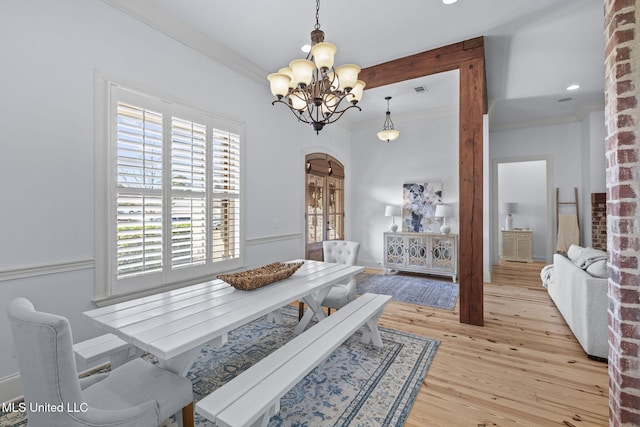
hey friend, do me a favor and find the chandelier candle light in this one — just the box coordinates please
[267,0,365,134]
[377,96,400,142]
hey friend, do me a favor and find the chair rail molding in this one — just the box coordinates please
[246,233,303,246]
[0,259,94,283]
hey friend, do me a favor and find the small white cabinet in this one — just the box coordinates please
[383,232,457,282]
[501,229,533,262]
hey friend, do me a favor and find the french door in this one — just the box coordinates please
[305,153,344,260]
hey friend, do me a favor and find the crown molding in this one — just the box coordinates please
[102,0,268,85]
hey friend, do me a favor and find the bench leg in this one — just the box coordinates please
[360,311,384,348]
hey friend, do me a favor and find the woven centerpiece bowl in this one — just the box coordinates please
[218,261,304,291]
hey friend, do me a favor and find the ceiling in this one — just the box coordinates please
[105,0,605,131]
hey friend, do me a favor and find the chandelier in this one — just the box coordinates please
[267,0,365,134]
[377,96,400,142]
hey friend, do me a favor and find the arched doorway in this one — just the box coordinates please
[305,153,345,260]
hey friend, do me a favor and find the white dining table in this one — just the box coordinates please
[83,260,364,376]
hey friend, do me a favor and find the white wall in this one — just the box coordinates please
[350,111,459,267]
[0,0,352,394]
[497,161,547,260]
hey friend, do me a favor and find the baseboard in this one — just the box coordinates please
[0,373,22,405]
[359,260,384,270]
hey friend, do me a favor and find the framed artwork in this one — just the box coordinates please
[402,182,442,232]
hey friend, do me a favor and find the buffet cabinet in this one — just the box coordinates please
[383,232,457,282]
[501,229,533,262]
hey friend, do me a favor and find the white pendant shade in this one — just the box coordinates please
[310,42,336,70]
[289,59,315,86]
[377,129,400,142]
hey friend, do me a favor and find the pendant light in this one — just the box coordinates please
[377,96,400,142]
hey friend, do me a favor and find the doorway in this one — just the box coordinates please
[305,153,345,260]
[493,157,553,265]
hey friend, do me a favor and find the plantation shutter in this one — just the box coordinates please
[171,117,207,268]
[212,128,241,261]
[115,102,164,279]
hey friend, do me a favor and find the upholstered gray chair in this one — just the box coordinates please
[321,240,361,313]
[7,297,194,427]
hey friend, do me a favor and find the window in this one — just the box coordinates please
[96,83,243,299]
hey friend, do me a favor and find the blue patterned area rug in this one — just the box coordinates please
[0,305,439,427]
[356,273,459,310]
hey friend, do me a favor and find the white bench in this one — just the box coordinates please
[195,292,392,427]
[73,333,139,369]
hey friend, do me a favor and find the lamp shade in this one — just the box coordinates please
[385,205,401,217]
[290,90,307,111]
[335,64,361,91]
[289,59,315,86]
[310,42,336,70]
[377,129,400,142]
[348,80,366,104]
[502,202,517,214]
[267,73,291,97]
[434,204,453,218]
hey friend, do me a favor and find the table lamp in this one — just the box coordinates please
[434,204,453,234]
[385,205,401,231]
[502,202,517,230]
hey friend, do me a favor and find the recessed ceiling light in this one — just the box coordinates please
[566,84,580,91]
[301,44,311,53]
[443,0,458,4]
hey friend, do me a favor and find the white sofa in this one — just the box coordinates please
[547,246,608,360]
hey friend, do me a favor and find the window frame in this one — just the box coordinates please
[95,77,244,302]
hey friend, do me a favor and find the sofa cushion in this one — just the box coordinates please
[586,259,608,278]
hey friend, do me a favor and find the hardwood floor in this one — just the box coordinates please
[374,261,609,426]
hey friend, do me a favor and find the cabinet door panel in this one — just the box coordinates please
[431,237,455,272]
[407,237,429,267]
[385,235,405,267]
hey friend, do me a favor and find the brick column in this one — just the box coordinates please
[604,1,640,425]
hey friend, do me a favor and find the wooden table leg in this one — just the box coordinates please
[298,301,304,320]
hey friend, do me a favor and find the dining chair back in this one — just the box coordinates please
[7,297,194,427]
[321,240,361,311]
